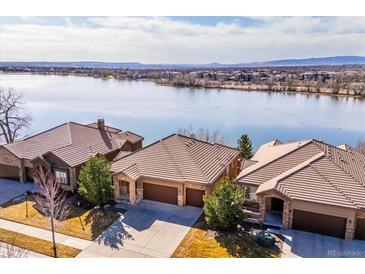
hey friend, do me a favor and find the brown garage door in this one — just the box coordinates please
[186,188,205,207]
[292,209,346,239]
[143,183,178,205]
[0,164,19,181]
[355,218,365,240]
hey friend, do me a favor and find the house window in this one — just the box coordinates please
[55,169,68,185]
[245,186,258,201]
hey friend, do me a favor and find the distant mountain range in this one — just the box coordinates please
[1,56,364,69]
[247,56,365,67]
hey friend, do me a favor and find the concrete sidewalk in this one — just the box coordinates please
[0,219,92,250]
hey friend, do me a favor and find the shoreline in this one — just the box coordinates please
[154,81,365,99]
[1,71,364,99]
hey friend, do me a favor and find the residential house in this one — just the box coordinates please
[236,139,365,240]
[111,134,240,207]
[0,119,144,192]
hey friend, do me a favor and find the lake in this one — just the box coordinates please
[0,73,364,149]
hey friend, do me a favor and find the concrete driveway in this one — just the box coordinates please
[0,179,33,205]
[271,229,365,258]
[77,200,202,258]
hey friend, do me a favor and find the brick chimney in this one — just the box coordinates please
[97,118,105,130]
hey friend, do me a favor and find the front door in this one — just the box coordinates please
[271,197,284,213]
[119,181,130,201]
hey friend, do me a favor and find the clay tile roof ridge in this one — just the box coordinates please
[175,135,210,183]
[175,133,239,151]
[111,134,177,165]
[123,130,145,140]
[160,137,186,182]
[237,139,313,181]
[257,151,325,195]
[310,163,359,209]
[69,121,120,138]
[47,123,111,155]
[122,163,141,180]
[19,122,71,143]
[66,122,73,144]
[269,138,313,147]
[313,140,365,188]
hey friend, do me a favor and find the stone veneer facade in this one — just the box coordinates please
[0,146,27,182]
[257,190,358,240]
[257,190,292,229]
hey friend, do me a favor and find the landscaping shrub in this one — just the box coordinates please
[256,231,276,248]
[203,177,245,231]
[78,156,113,206]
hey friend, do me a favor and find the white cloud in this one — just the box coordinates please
[0,17,364,63]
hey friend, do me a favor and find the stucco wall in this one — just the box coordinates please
[291,200,355,219]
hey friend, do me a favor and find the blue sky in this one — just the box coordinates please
[1,16,263,27]
[0,16,364,63]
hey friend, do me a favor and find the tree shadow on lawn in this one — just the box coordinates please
[203,220,282,258]
[215,230,281,258]
[0,194,30,209]
[84,208,133,249]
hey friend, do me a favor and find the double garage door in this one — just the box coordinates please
[292,209,347,239]
[0,164,19,181]
[143,183,178,205]
[143,182,204,207]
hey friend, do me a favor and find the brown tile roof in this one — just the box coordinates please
[86,122,122,134]
[236,139,365,209]
[118,131,144,144]
[237,140,320,185]
[3,122,143,167]
[4,123,75,160]
[111,134,240,184]
[240,159,258,170]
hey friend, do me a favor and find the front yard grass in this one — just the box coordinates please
[0,196,121,241]
[172,217,282,258]
[0,227,81,258]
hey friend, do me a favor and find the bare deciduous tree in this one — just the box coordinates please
[0,87,31,144]
[356,140,365,154]
[177,127,227,145]
[33,167,70,258]
[0,242,27,258]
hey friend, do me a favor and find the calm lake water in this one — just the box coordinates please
[0,73,364,149]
